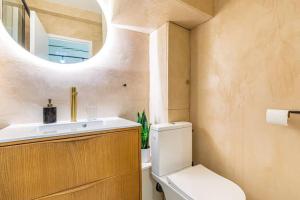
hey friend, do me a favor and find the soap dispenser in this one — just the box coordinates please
[43,99,57,124]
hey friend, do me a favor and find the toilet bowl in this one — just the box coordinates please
[150,122,246,200]
[152,165,246,200]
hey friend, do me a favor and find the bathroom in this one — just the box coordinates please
[0,0,299,199]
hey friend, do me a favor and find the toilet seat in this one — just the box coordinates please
[166,165,246,200]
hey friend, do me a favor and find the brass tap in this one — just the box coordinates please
[71,87,78,122]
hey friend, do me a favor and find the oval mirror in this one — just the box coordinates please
[0,0,106,64]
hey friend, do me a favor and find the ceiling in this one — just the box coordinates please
[110,0,213,33]
[48,0,101,13]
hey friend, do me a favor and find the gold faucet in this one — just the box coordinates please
[71,87,78,122]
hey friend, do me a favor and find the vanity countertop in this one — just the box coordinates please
[0,117,140,146]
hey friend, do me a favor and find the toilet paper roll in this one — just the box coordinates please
[266,109,289,126]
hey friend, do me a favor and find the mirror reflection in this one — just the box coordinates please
[1,0,106,64]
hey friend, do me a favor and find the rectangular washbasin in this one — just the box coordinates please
[0,117,140,145]
[38,120,105,134]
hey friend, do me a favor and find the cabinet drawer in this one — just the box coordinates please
[0,129,140,200]
[36,172,140,200]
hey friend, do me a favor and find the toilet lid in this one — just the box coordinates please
[166,165,246,200]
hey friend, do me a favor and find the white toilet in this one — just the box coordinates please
[150,122,246,200]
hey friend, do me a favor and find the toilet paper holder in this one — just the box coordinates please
[266,109,300,126]
[288,111,300,118]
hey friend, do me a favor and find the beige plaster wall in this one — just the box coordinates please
[191,0,300,199]
[0,27,149,124]
[149,23,169,124]
[149,22,190,124]
[168,23,190,122]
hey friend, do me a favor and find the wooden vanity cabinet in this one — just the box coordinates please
[0,127,141,200]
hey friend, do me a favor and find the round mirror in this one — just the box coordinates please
[1,0,106,64]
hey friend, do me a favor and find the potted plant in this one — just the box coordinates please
[137,111,151,163]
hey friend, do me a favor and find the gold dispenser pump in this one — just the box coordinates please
[71,87,78,122]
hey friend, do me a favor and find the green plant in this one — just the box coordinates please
[137,111,150,149]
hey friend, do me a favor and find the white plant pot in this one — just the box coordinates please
[141,148,151,163]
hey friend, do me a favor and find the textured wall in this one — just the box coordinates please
[168,23,190,122]
[149,23,168,124]
[149,22,190,124]
[0,26,149,124]
[191,0,300,199]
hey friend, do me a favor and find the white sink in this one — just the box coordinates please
[0,117,140,144]
[38,120,105,134]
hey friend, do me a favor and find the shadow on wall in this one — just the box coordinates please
[289,115,300,130]
[0,121,9,129]
[193,128,225,174]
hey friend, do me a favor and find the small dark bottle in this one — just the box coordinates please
[43,99,57,124]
